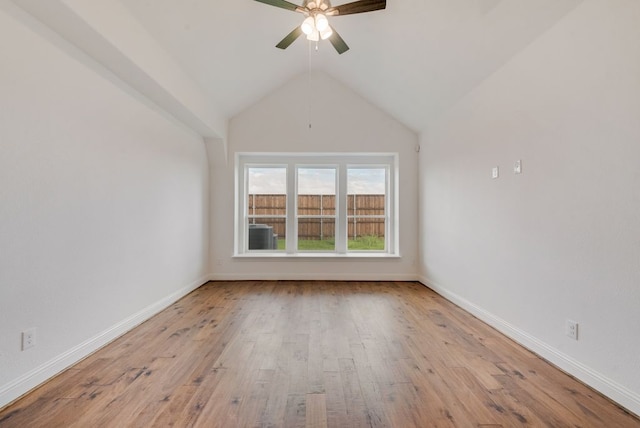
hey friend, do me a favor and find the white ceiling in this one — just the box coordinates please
[10,0,582,136]
[121,0,582,133]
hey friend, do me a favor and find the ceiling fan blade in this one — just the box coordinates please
[254,0,301,12]
[276,26,304,49]
[328,27,349,54]
[329,0,386,16]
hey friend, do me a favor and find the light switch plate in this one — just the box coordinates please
[514,159,522,174]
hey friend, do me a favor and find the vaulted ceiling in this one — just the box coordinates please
[12,0,582,137]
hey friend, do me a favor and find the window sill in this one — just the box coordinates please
[232,252,401,259]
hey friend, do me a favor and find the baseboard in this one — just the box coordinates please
[0,275,208,410]
[417,275,640,418]
[209,272,419,281]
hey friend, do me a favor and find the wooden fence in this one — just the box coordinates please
[248,194,385,239]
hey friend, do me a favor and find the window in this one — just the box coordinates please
[246,167,286,250]
[297,167,336,251]
[347,167,386,251]
[236,153,398,256]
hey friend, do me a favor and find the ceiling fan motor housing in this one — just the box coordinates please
[303,1,332,13]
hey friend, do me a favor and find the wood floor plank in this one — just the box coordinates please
[1,281,639,428]
[283,394,307,428]
[322,369,350,427]
[175,367,229,426]
[305,393,328,428]
[307,319,325,394]
[338,357,371,426]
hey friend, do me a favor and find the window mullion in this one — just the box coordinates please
[238,161,247,254]
[336,163,347,253]
[387,164,393,253]
[286,162,296,254]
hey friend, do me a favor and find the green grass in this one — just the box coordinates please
[276,235,384,251]
[348,235,385,250]
[298,239,336,251]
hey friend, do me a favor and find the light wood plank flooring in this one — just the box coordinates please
[1,281,638,427]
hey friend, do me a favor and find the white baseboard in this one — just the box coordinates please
[209,273,419,281]
[417,275,640,418]
[0,275,207,410]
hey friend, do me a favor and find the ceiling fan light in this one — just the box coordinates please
[306,29,320,42]
[320,27,333,40]
[315,14,329,32]
[301,16,315,35]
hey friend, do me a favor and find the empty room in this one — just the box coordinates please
[1,0,639,426]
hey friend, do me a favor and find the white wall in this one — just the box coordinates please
[0,5,210,407]
[419,0,640,414]
[210,71,419,280]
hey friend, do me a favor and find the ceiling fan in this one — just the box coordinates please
[255,0,386,54]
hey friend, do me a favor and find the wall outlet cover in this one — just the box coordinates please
[566,319,578,340]
[22,328,36,350]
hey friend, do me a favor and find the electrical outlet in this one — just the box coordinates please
[514,159,522,174]
[566,320,578,340]
[22,328,36,350]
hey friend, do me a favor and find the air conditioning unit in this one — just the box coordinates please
[249,224,277,249]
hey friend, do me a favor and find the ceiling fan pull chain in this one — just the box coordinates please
[308,41,312,130]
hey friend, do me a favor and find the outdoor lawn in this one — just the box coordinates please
[276,235,384,251]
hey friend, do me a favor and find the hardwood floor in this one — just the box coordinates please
[1,281,638,427]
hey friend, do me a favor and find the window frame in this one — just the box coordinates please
[346,165,389,252]
[245,165,287,251]
[235,152,399,257]
[296,165,338,253]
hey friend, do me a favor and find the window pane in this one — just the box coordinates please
[297,168,336,251]
[297,218,335,251]
[297,168,336,194]
[248,219,285,250]
[248,167,286,197]
[247,167,286,250]
[347,193,386,217]
[247,194,287,216]
[347,168,386,251]
[348,218,386,250]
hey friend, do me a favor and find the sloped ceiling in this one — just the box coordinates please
[12,0,582,136]
[122,0,582,133]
